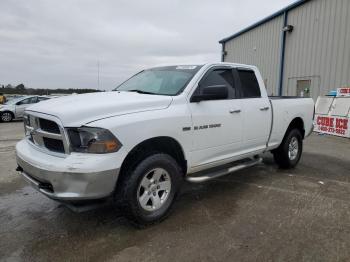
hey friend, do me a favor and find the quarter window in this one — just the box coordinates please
[237,70,261,98]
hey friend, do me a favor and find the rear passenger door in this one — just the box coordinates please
[235,69,271,153]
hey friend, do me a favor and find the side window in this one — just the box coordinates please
[38,97,49,102]
[200,69,236,99]
[17,98,30,105]
[18,97,37,105]
[237,70,261,98]
[29,97,38,104]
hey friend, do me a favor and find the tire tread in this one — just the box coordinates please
[115,152,182,226]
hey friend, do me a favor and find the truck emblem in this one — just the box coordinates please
[193,124,222,131]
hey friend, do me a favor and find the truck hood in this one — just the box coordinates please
[26,91,173,126]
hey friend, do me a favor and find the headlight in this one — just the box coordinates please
[23,114,30,135]
[66,127,122,154]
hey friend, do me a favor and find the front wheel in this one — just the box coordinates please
[117,153,183,226]
[272,129,303,169]
[1,112,13,122]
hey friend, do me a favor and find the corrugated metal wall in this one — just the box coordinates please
[224,16,284,95]
[223,0,350,100]
[283,0,350,100]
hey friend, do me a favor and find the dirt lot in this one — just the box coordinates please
[1,121,350,262]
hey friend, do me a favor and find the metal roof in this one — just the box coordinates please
[219,0,309,44]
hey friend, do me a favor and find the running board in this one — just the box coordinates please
[186,157,263,183]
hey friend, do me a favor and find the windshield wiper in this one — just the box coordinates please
[125,89,157,95]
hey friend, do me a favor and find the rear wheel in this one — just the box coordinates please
[1,112,13,122]
[273,129,303,169]
[116,153,182,226]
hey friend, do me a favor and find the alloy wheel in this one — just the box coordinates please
[137,168,172,211]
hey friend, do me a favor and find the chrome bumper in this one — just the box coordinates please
[16,139,121,201]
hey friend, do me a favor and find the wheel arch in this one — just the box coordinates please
[287,117,305,139]
[118,136,187,182]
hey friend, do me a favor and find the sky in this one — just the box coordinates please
[0,0,296,90]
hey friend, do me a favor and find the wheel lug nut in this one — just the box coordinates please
[153,192,156,196]
[157,185,160,189]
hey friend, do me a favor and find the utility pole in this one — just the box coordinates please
[97,60,100,90]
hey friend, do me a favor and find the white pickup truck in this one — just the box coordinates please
[16,63,314,225]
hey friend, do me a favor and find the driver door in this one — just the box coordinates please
[15,97,38,118]
[188,67,243,170]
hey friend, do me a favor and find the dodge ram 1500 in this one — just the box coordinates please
[16,63,314,225]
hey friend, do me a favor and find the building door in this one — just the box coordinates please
[286,76,320,101]
[296,80,311,97]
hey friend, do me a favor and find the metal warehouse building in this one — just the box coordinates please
[219,0,350,100]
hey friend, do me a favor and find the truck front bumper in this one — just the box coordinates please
[16,139,124,201]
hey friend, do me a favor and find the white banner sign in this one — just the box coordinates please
[314,114,350,138]
[337,87,350,97]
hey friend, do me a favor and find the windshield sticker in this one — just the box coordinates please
[176,66,197,70]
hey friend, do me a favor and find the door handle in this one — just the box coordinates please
[260,107,270,111]
[229,109,241,114]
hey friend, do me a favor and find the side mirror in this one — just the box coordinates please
[16,102,22,105]
[191,85,228,102]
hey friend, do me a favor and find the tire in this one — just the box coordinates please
[116,153,183,226]
[272,128,303,169]
[1,112,13,122]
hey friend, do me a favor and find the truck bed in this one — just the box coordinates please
[267,97,314,150]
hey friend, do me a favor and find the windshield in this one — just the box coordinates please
[115,65,202,95]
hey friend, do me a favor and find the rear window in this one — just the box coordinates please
[237,70,261,98]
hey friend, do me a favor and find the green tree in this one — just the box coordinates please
[15,83,25,90]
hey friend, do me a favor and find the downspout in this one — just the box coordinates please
[278,11,288,96]
[221,43,226,62]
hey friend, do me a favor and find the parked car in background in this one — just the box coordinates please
[0,95,51,122]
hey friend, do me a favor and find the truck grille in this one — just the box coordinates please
[24,114,69,155]
[39,118,60,134]
[43,137,65,153]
